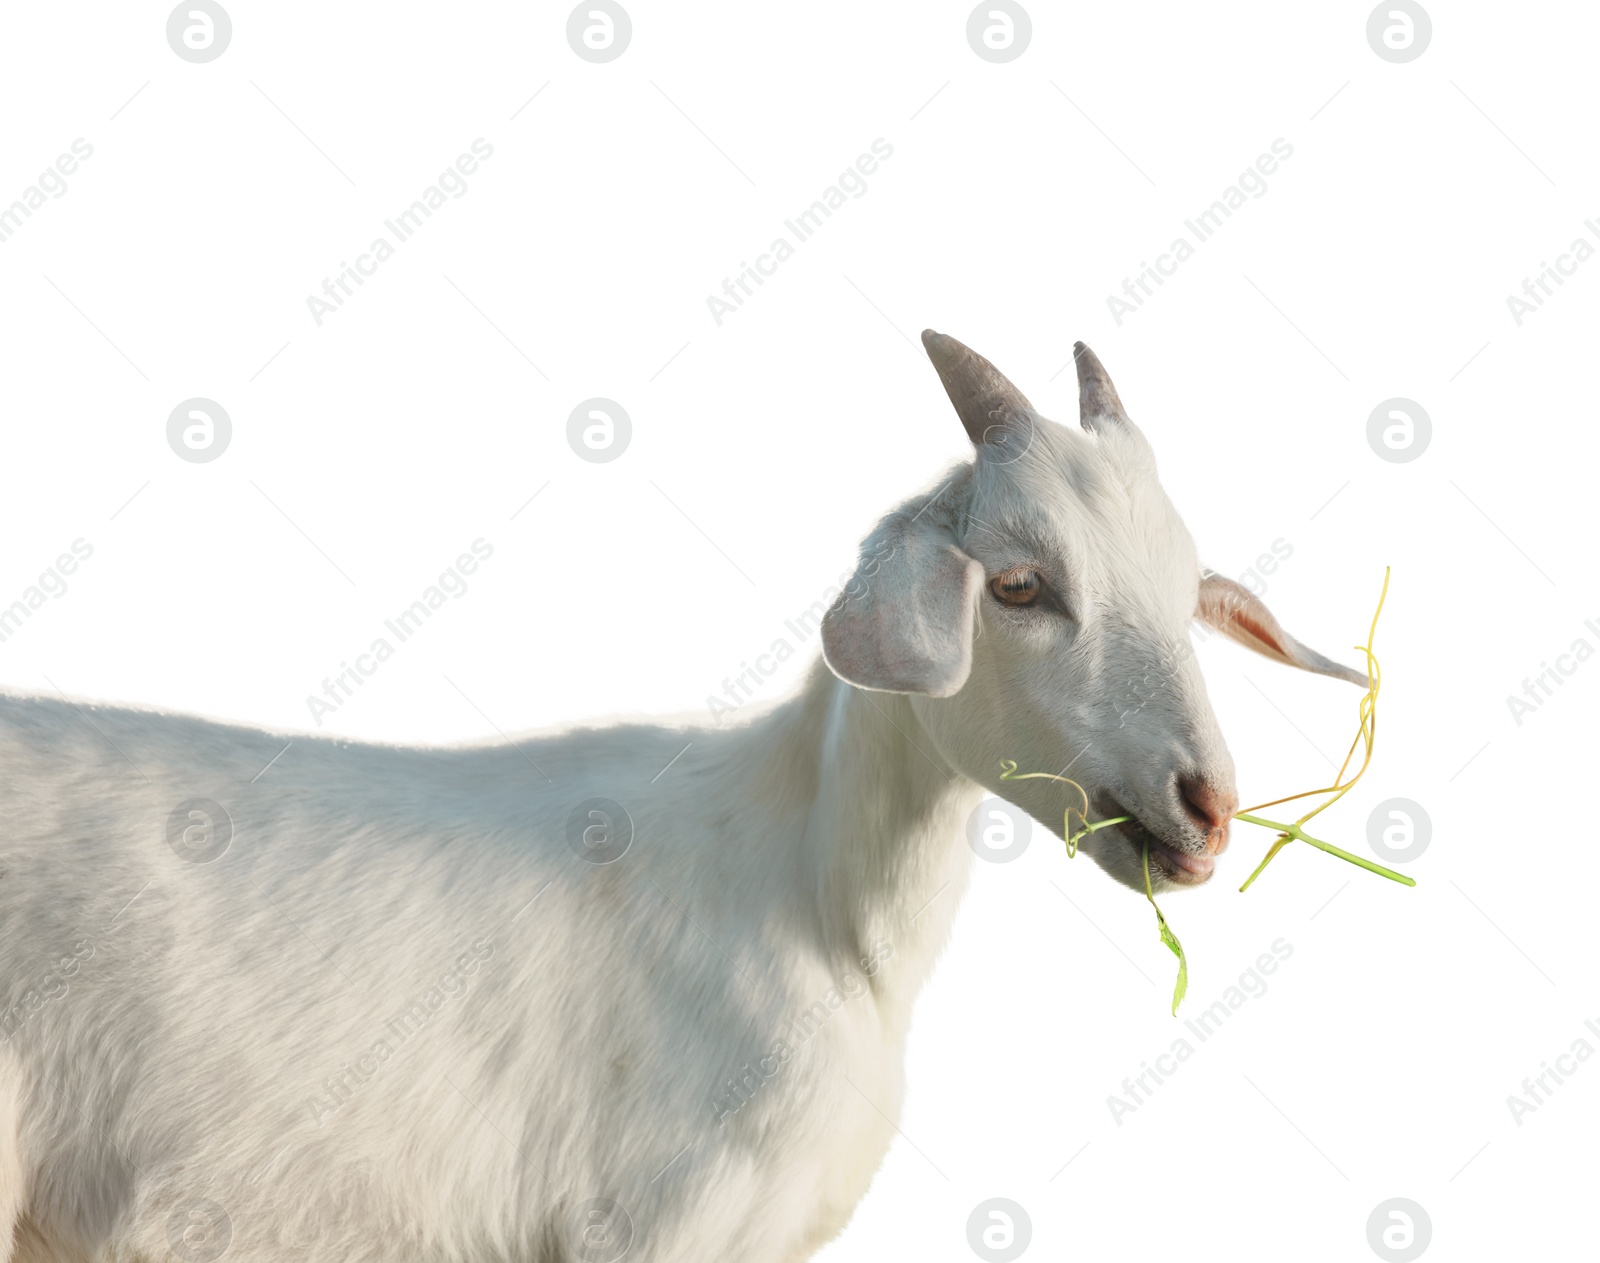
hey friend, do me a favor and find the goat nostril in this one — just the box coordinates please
[1179,776,1238,834]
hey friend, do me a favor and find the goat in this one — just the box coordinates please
[0,333,1364,1262]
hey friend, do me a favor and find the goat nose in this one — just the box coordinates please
[1178,776,1238,853]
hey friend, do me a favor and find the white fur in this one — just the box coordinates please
[0,662,983,1262]
[0,344,1359,1261]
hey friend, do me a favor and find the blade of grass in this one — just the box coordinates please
[1143,840,1188,1015]
[1236,811,1414,887]
[1237,567,1394,890]
[997,760,1129,857]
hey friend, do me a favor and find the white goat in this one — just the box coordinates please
[0,333,1364,1262]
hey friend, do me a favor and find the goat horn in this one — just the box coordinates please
[1074,341,1128,430]
[920,329,1033,449]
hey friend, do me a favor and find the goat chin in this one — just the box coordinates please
[1075,829,1213,894]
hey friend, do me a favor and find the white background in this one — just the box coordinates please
[1,2,1595,1260]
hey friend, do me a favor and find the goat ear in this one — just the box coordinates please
[822,513,985,697]
[1196,572,1369,687]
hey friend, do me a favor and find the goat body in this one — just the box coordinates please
[1,332,1364,1261]
[0,657,977,1262]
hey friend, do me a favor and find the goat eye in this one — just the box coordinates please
[990,568,1042,606]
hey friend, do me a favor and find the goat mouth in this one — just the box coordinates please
[1102,803,1214,885]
